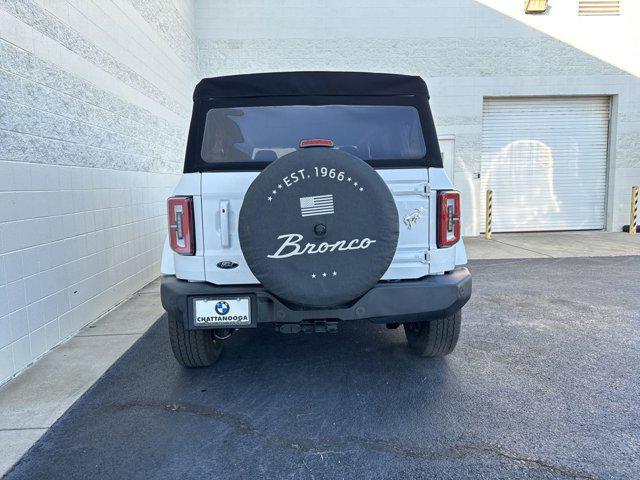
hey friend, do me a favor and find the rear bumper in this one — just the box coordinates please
[161,268,472,330]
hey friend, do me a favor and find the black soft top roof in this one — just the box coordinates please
[193,71,430,100]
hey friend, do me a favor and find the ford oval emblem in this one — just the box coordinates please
[217,261,238,269]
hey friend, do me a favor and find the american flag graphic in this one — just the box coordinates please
[299,194,335,217]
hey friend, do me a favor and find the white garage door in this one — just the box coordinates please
[481,97,610,232]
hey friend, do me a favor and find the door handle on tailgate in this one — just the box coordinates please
[220,200,230,248]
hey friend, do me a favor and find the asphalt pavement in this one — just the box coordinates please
[5,257,639,479]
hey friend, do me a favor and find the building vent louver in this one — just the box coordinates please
[578,1,620,16]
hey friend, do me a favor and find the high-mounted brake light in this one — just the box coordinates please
[168,196,195,255]
[299,138,334,148]
[437,191,461,248]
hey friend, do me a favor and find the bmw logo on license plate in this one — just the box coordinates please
[215,301,230,315]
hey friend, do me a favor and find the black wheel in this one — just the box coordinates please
[167,313,223,367]
[403,311,461,357]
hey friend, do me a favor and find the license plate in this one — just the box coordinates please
[193,297,251,326]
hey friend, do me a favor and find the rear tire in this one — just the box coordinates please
[403,311,461,357]
[167,313,223,367]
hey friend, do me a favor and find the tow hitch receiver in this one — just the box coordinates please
[275,321,338,334]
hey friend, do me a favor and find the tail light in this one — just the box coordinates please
[437,191,461,248]
[167,196,195,255]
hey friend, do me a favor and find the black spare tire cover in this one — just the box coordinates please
[239,148,399,307]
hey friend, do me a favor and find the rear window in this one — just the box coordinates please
[200,105,426,163]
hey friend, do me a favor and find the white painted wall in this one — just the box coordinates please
[0,0,197,384]
[195,0,640,236]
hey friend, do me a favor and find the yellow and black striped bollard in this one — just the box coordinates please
[630,185,638,236]
[485,189,493,240]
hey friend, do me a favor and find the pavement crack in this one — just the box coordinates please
[462,444,597,480]
[490,238,554,258]
[101,401,596,479]
[103,401,261,437]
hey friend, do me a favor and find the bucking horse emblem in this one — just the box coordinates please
[403,207,426,230]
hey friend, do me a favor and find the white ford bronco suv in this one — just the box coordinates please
[160,72,471,367]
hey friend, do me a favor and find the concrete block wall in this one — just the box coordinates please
[0,0,197,384]
[195,0,640,236]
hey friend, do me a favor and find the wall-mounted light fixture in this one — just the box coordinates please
[524,0,549,14]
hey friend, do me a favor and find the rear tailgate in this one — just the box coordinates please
[377,168,430,279]
[201,168,430,284]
